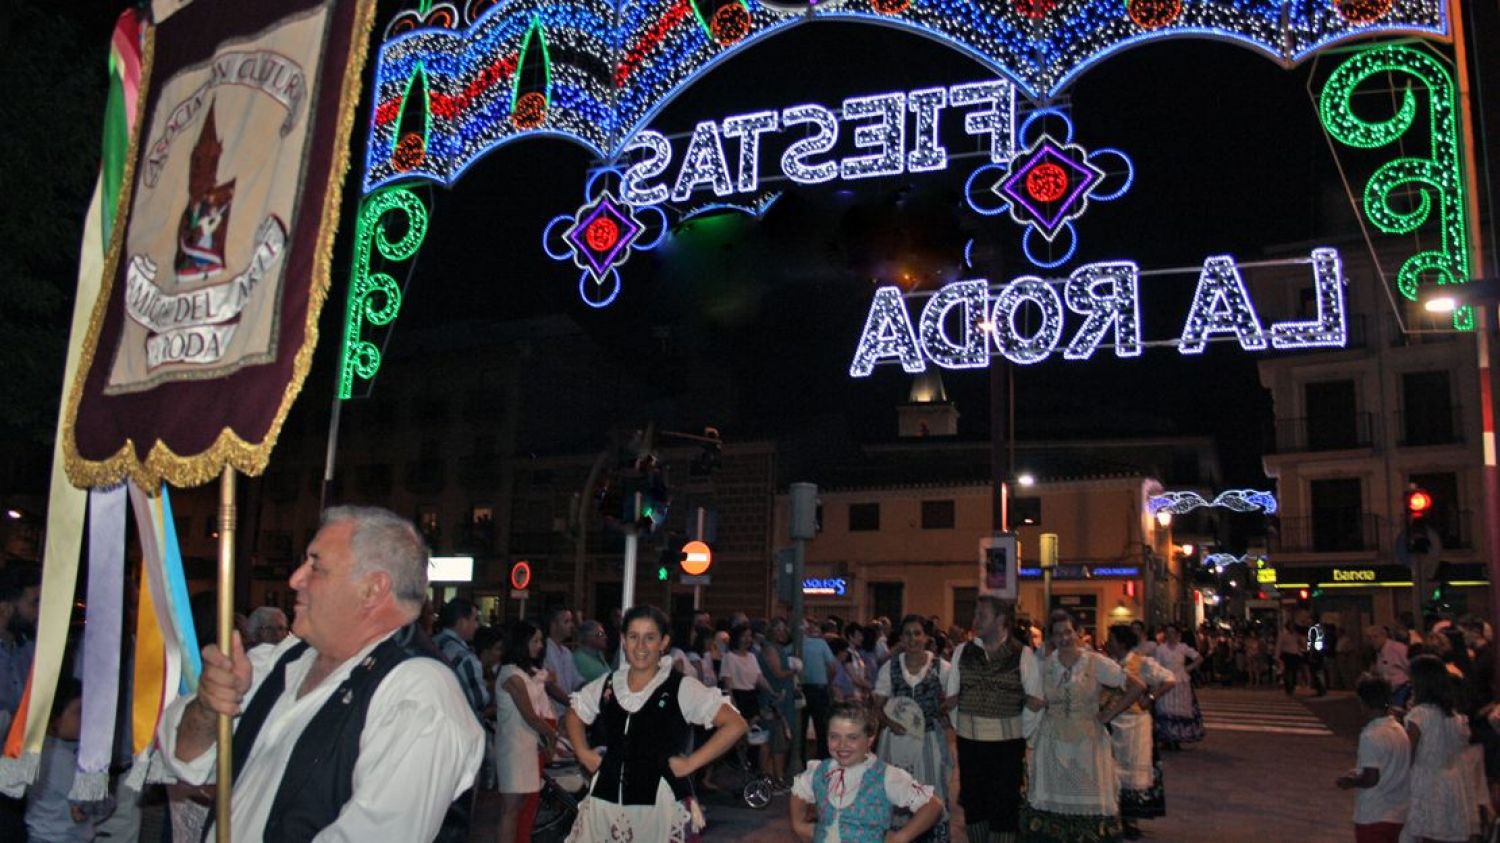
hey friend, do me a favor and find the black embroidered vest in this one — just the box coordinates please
[223,626,468,843]
[591,670,693,805]
[957,638,1026,719]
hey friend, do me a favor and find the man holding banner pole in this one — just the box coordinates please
[157,506,482,841]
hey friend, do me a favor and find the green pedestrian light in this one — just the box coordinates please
[657,565,669,582]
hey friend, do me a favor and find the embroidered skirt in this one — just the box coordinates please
[1020,804,1122,843]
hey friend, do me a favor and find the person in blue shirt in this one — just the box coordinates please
[800,617,839,760]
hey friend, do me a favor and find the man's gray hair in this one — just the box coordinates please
[247,605,287,635]
[322,505,429,612]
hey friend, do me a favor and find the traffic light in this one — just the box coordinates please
[1298,588,1310,601]
[1406,488,1434,521]
[656,564,670,582]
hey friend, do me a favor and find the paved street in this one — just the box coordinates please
[475,686,1364,842]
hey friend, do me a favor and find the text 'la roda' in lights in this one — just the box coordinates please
[849,247,1348,376]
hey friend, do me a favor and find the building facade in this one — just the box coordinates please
[1256,238,1490,638]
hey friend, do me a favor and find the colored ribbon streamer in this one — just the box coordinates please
[157,486,202,692]
[126,482,184,787]
[72,485,128,801]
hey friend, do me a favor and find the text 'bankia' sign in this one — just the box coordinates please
[850,247,1347,376]
[621,79,1016,205]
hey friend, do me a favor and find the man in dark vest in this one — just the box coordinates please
[158,506,483,842]
[942,595,1038,843]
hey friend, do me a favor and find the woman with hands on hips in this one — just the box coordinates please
[563,605,747,842]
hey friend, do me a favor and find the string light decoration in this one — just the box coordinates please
[721,111,779,192]
[1335,0,1393,25]
[908,87,948,172]
[386,1,461,40]
[1319,43,1472,330]
[1178,256,1268,354]
[363,1,1444,195]
[964,108,1132,270]
[849,286,926,377]
[918,279,990,370]
[508,17,551,130]
[543,170,668,308]
[1148,489,1279,515]
[338,188,430,399]
[779,104,840,185]
[841,93,906,180]
[849,248,1351,376]
[679,191,781,222]
[1127,0,1183,30]
[671,121,735,201]
[1062,262,1141,360]
[991,277,1064,365]
[389,65,432,173]
[1270,248,1348,349]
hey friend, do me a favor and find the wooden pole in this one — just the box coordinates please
[215,466,237,842]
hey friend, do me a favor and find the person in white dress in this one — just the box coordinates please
[564,605,747,842]
[1025,610,1145,843]
[1403,654,1473,843]
[873,614,953,811]
[1151,624,1203,749]
[495,619,558,843]
[1103,624,1175,840]
[790,702,945,843]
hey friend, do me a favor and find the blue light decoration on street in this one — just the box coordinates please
[1147,489,1279,516]
[964,108,1133,269]
[360,1,1446,195]
[543,169,668,308]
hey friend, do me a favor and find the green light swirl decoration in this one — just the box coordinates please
[338,187,429,399]
[1319,43,1473,330]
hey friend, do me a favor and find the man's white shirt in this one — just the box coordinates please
[156,632,483,842]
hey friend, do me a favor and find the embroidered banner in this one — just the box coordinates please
[62,0,378,489]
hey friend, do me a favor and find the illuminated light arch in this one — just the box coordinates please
[360,1,1446,195]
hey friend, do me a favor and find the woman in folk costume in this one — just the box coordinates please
[564,605,747,842]
[791,702,945,843]
[1151,623,1204,749]
[1024,610,1145,843]
[873,615,953,842]
[1102,625,1176,840]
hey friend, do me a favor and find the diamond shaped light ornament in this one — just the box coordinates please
[543,172,668,309]
[995,137,1104,240]
[564,191,643,283]
[964,109,1133,270]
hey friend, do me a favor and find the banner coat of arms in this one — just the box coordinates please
[63,0,377,489]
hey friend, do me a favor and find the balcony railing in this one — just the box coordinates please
[1396,405,1464,447]
[1270,513,1382,554]
[1423,509,1475,551]
[1268,412,1374,454]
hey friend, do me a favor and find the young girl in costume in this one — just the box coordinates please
[790,702,945,843]
[564,605,747,842]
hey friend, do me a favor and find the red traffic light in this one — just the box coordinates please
[1406,489,1433,518]
[1298,588,1310,601]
